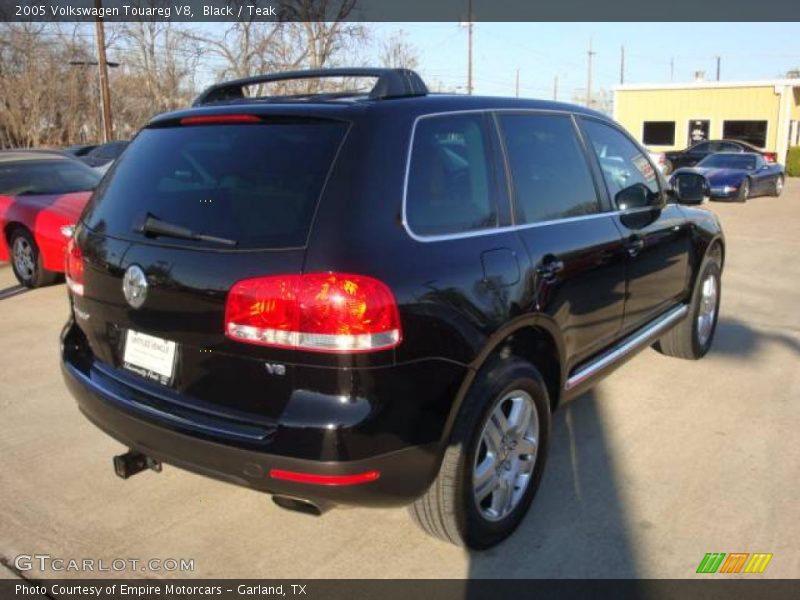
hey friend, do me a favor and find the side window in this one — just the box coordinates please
[582,119,662,211]
[498,114,599,223]
[692,142,710,153]
[406,114,497,236]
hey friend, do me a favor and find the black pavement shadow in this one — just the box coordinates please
[712,317,800,359]
[468,388,639,579]
[0,284,30,301]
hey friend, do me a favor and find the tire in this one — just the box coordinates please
[409,357,551,549]
[9,228,58,288]
[772,175,784,197]
[735,178,750,203]
[654,250,722,360]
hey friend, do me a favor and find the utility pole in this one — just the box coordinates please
[466,0,474,95]
[715,56,721,81]
[586,38,595,108]
[94,0,113,142]
[670,57,674,81]
[515,68,519,98]
[553,75,558,101]
[620,45,625,85]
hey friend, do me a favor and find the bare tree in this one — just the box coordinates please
[0,23,97,148]
[380,29,419,70]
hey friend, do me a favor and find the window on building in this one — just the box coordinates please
[722,120,768,148]
[406,114,497,236]
[642,121,676,146]
[498,114,600,224]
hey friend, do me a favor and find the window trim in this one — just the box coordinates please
[401,109,620,243]
[641,120,676,147]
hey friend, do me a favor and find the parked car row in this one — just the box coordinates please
[657,138,777,175]
[670,152,785,202]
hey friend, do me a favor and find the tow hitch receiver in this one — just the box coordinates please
[113,450,162,479]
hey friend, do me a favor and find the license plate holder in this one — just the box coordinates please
[122,330,177,386]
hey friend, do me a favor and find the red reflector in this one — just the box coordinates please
[180,114,261,125]
[65,238,84,296]
[269,469,380,486]
[224,273,402,353]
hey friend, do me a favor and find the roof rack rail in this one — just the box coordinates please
[193,68,429,106]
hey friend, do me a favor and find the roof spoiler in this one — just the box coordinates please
[192,68,429,106]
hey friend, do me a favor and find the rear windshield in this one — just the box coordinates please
[82,120,347,249]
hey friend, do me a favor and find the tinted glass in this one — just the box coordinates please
[642,121,675,146]
[499,114,599,223]
[718,141,741,152]
[698,154,757,170]
[691,142,711,153]
[83,121,347,249]
[406,114,496,236]
[722,121,767,148]
[0,159,100,195]
[582,119,661,210]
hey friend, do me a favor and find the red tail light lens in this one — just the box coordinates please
[269,468,380,486]
[224,273,402,353]
[65,238,84,296]
[763,152,777,163]
[180,114,261,125]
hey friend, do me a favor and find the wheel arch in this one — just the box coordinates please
[440,316,566,446]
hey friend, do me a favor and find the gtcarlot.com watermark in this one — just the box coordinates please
[14,553,194,573]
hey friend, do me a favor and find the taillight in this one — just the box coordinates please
[180,114,261,125]
[269,469,380,486]
[65,238,84,296]
[224,273,402,353]
[763,152,777,163]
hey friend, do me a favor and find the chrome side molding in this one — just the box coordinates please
[565,304,689,391]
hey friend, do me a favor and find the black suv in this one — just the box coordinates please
[61,68,724,549]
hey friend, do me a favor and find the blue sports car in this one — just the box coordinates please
[671,152,785,202]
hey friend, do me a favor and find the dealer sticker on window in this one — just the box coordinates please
[632,153,656,181]
[122,330,177,385]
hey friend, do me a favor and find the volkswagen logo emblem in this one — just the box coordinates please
[122,265,148,309]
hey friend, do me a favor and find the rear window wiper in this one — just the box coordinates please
[138,214,237,247]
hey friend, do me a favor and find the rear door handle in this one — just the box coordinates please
[624,236,645,257]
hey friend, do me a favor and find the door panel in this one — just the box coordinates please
[495,112,626,367]
[580,117,691,334]
[613,206,691,332]
[516,218,627,367]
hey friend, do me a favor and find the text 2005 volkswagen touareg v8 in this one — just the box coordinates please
[61,68,723,549]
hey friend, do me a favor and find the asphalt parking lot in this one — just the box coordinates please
[1,182,798,580]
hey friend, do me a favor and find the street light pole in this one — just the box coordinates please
[466,0,474,95]
[95,0,113,142]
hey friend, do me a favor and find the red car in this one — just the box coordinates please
[0,151,100,287]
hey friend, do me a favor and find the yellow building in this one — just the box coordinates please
[613,79,800,162]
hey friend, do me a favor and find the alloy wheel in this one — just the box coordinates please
[473,389,539,522]
[12,236,35,281]
[696,273,718,346]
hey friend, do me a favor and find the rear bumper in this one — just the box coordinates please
[60,321,449,507]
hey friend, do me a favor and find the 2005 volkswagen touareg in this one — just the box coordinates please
[61,68,723,549]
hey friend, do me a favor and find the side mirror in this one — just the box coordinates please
[671,173,707,205]
[615,183,665,211]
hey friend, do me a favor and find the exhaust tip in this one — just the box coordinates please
[272,495,327,516]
